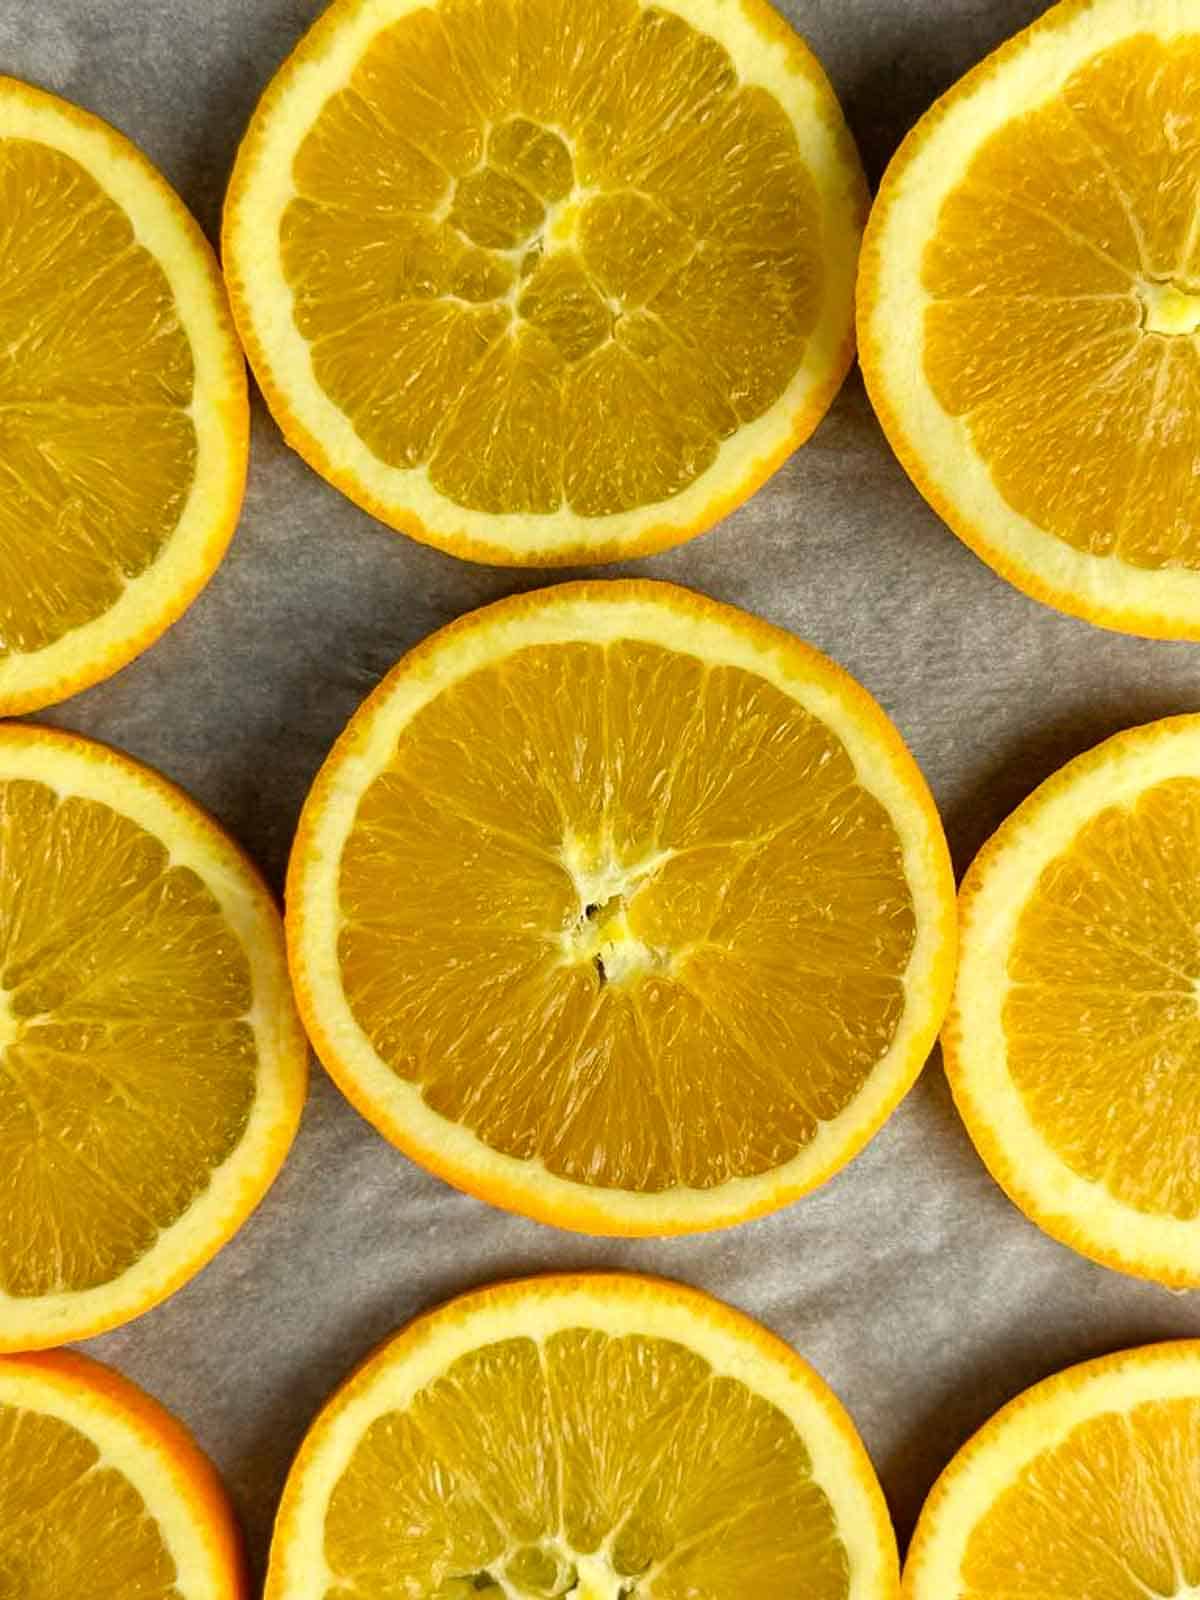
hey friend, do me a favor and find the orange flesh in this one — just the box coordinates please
[0,138,197,654]
[963,1396,1200,1598]
[0,779,257,1295]
[324,1328,849,1600]
[0,1402,182,1596]
[336,639,915,1193]
[281,0,823,517]
[1005,777,1200,1218]
[923,36,1200,570]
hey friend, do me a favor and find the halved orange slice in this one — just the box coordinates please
[0,1347,246,1597]
[265,1273,899,1600]
[948,715,1200,1285]
[287,580,955,1234]
[859,0,1200,638]
[223,0,866,565]
[906,1341,1200,1600]
[0,78,248,711]
[0,725,306,1349]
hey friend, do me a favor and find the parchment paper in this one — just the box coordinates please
[6,0,1200,1581]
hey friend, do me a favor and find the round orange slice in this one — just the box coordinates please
[948,715,1200,1286]
[906,1341,1200,1600]
[0,1347,246,1598]
[0,724,307,1350]
[265,1273,899,1600]
[223,0,866,565]
[0,77,248,712]
[859,0,1200,638]
[286,580,956,1234]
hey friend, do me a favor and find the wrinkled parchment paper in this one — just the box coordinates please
[6,0,1200,1579]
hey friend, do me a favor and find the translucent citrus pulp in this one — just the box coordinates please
[222,0,866,565]
[905,1342,1200,1600]
[0,1348,246,1598]
[0,725,306,1349]
[858,0,1200,638]
[286,581,955,1234]
[264,1274,899,1600]
[0,78,248,712]
[946,716,1200,1285]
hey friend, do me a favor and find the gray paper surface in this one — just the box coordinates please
[5,0,1199,1582]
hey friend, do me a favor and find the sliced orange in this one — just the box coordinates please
[906,1341,1200,1600]
[223,0,866,565]
[0,78,248,712]
[859,0,1200,638]
[947,715,1200,1286]
[287,580,955,1234]
[0,1347,246,1597]
[265,1273,898,1600]
[0,725,307,1349]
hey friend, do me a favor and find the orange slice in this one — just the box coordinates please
[948,715,1200,1286]
[859,0,1200,638]
[265,1273,899,1600]
[906,1341,1200,1600]
[223,0,866,565]
[0,725,307,1349]
[0,1347,246,1598]
[0,78,248,712]
[286,580,955,1234]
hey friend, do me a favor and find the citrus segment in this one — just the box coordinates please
[0,78,247,710]
[0,142,195,647]
[947,715,1200,1284]
[905,1343,1200,1600]
[287,581,955,1234]
[224,0,866,563]
[337,644,916,1190]
[1007,776,1200,1220]
[859,0,1200,637]
[0,726,306,1349]
[264,1275,898,1600]
[0,1348,246,1598]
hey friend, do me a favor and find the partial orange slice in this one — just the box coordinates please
[859,0,1200,638]
[0,78,248,712]
[0,725,307,1349]
[223,0,866,565]
[265,1273,899,1600]
[906,1342,1200,1600]
[948,715,1200,1286]
[0,1348,246,1598]
[287,580,955,1234]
